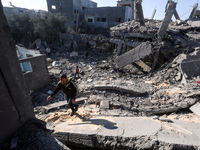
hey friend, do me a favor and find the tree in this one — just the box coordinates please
[31,12,67,43]
[6,13,33,45]
[6,12,68,46]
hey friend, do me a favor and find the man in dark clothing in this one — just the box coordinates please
[47,74,79,116]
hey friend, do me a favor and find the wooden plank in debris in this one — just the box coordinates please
[116,42,152,68]
[135,60,151,72]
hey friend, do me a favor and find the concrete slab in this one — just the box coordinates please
[42,97,88,112]
[53,117,161,137]
[158,119,200,146]
[190,102,200,117]
[52,116,200,149]
[100,100,109,109]
[116,42,152,68]
[91,84,147,95]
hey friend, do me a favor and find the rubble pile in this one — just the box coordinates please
[31,2,200,149]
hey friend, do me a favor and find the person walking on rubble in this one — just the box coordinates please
[47,74,79,116]
[74,65,80,79]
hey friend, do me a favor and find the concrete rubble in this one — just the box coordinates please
[33,17,200,148]
[32,12,200,145]
[2,0,200,149]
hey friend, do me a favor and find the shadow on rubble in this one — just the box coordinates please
[69,114,118,130]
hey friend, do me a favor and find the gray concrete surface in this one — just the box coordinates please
[0,1,34,141]
[116,42,152,68]
[190,102,200,117]
[52,116,200,149]
[20,54,51,91]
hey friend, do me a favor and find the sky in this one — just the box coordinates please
[1,0,199,20]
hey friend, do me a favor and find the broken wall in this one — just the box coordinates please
[19,55,51,91]
[181,50,200,79]
[84,6,132,29]
[46,0,74,27]
[46,0,97,29]
[0,2,34,141]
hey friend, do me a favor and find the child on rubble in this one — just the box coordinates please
[74,66,80,79]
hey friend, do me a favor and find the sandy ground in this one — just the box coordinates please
[45,105,99,124]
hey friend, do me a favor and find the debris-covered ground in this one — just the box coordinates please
[32,8,200,149]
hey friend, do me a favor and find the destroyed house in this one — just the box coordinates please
[46,0,97,28]
[46,0,134,29]
[84,6,133,29]
[16,45,50,91]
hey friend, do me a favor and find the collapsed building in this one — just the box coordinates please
[16,45,51,91]
[2,0,200,149]
[111,1,200,73]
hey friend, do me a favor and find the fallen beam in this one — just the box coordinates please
[189,3,198,19]
[174,9,180,20]
[142,98,199,115]
[151,9,156,20]
[116,42,152,68]
[91,84,147,95]
[41,97,88,113]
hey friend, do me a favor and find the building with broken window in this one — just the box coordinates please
[46,0,97,29]
[16,45,50,91]
[46,0,134,29]
[84,6,132,29]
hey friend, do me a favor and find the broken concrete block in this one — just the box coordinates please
[175,72,182,81]
[52,61,62,67]
[159,117,173,122]
[70,51,78,57]
[100,100,110,109]
[116,42,152,68]
[190,102,200,117]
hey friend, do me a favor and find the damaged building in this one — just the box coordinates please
[46,0,137,29]
[16,45,50,91]
[2,0,200,149]
[0,2,69,149]
[46,0,97,28]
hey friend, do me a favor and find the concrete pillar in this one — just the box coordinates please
[135,1,145,26]
[189,3,198,19]
[157,1,176,41]
[166,0,180,20]
[117,42,123,56]
[151,9,156,20]
[134,0,137,20]
[174,9,180,20]
[131,0,134,20]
